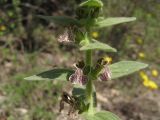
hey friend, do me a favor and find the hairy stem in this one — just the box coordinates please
[86,78,94,114]
[85,49,94,114]
[85,50,92,67]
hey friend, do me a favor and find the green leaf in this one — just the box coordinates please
[80,39,117,52]
[24,68,73,81]
[38,15,80,26]
[109,61,148,79]
[72,85,86,97]
[79,18,97,27]
[80,0,103,7]
[95,17,136,28]
[82,111,121,120]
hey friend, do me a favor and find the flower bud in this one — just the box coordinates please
[76,6,100,19]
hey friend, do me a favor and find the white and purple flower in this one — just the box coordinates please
[69,63,88,85]
[98,64,112,81]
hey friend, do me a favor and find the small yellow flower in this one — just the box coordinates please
[143,79,149,87]
[92,31,99,38]
[138,52,145,58]
[143,79,158,90]
[103,56,112,64]
[140,71,159,90]
[139,71,148,80]
[136,38,143,44]
[151,69,158,77]
[0,25,6,31]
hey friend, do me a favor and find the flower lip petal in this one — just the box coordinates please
[81,75,88,85]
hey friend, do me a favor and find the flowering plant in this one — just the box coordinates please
[25,0,148,119]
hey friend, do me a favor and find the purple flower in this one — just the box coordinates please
[98,64,111,81]
[69,64,88,85]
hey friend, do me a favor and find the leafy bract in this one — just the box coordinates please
[109,61,148,79]
[24,68,73,81]
[95,17,136,28]
[80,39,117,52]
[72,85,96,113]
[38,15,80,26]
[72,85,86,97]
[80,0,103,7]
[82,111,121,120]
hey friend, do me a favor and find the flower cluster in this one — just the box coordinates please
[139,71,159,90]
[68,58,112,86]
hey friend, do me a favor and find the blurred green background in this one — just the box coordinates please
[0,0,159,120]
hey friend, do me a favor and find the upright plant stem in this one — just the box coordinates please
[85,50,92,67]
[86,78,94,115]
[85,49,94,114]
[83,28,94,114]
